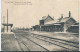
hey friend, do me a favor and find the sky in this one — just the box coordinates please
[1,0,79,28]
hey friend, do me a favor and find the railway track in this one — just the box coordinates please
[30,33,79,45]
[21,35,50,51]
[29,33,78,51]
[30,33,79,46]
[14,32,50,51]
[13,30,79,51]
[14,34,30,51]
[19,34,75,51]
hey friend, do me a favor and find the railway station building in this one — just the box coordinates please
[32,11,77,32]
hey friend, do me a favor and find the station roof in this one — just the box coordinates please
[45,20,58,24]
[45,17,76,25]
[40,23,61,26]
[53,24,61,25]
[60,17,71,22]
[71,25,79,26]
[42,14,54,20]
[60,17,76,23]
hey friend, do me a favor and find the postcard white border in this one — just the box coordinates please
[0,0,1,51]
[0,0,79,51]
[79,0,80,51]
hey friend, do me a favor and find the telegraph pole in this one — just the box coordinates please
[7,9,8,32]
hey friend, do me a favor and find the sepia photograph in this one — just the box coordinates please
[1,0,79,51]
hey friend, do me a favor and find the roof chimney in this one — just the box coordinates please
[69,11,71,17]
[61,14,63,18]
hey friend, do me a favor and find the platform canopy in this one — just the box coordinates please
[2,23,13,27]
